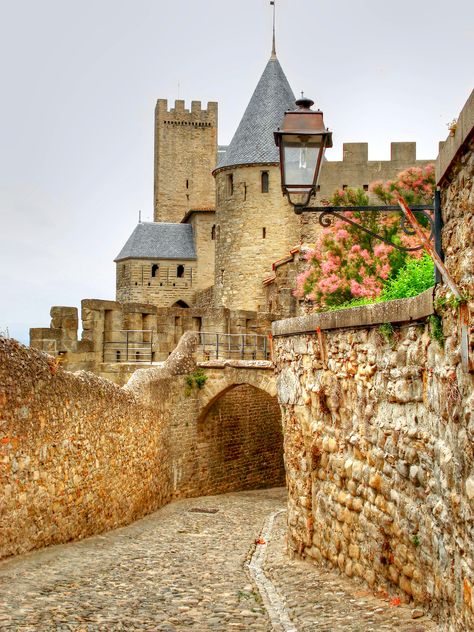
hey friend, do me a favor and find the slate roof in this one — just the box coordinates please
[216,56,295,170]
[115,222,197,262]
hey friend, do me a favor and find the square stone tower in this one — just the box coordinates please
[154,99,218,223]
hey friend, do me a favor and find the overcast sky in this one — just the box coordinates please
[0,0,472,343]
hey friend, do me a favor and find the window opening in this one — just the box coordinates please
[211,225,216,240]
[262,227,266,239]
[151,264,159,278]
[186,179,189,189]
[177,264,185,278]
[261,171,269,193]
[227,173,234,197]
[363,184,369,191]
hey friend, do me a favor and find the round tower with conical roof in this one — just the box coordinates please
[212,53,300,312]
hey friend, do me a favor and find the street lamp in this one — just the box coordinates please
[274,97,332,209]
[274,97,441,261]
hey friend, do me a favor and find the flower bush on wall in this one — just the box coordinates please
[294,165,436,310]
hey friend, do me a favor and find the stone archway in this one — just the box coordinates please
[194,383,285,496]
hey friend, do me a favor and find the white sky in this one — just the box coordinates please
[0,0,472,343]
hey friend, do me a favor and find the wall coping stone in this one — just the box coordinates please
[272,289,434,336]
[197,360,274,370]
[436,89,474,183]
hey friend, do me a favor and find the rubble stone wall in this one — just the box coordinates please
[1,335,282,560]
[0,337,172,560]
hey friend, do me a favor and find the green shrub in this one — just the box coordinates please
[380,254,434,301]
[184,368,208,396]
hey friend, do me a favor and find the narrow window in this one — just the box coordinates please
[342,184,348,191]
[261,171,269,193]
[186,179,189,189]
[151,263,159,278]
[211,225,216,240]
[177,264,185,278]
[363,184,369,191]
[262,227,266,239]
[226,173,234,197]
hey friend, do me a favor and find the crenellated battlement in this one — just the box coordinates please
[340,141,418,163]
[155,99,217,125]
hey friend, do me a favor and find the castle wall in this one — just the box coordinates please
[318,142,432,199]
[30,299,274,384]
[187,385,285,497]
[213,164,300,312]
[0,337,173,559]
[186,211,216,293]
[154,100,217,223]
[116,258,197,306]
[0,333,280,560]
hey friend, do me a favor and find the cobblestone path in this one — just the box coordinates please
[0,488,439,631]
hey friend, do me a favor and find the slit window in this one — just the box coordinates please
[211,224,216,240]
[262,227,266,239]
[261,171,269,193]
[186,179,189,189]
[177,264,185,278]
[151,264,159,278]
[226,173,234,197]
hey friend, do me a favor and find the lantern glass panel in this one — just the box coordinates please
[282,135,323,192]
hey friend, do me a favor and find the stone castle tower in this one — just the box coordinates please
[212,52,300,312]
[154,99,217,223]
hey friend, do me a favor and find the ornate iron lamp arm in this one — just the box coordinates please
[297,204,435,254]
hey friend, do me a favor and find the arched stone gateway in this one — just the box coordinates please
[194,383,285,496]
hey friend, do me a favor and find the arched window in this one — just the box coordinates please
[177,264,185,278]
[261,171,269,193]
[151,264,159,278]
[211,225,216,240]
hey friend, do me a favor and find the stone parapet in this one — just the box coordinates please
[272,289,434,337]
[436,89,474,184]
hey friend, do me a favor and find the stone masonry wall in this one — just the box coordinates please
[0,337,172,559]
[192,384,285,496]
[116,258,197,307]
[274,312,473,630]
[1,333,282,560]
[213,164,300,312]
[154,100,217,223]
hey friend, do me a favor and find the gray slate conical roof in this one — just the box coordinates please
[216,56,295,170]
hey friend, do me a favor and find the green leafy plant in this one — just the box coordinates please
[184,368,208,395]
[412,534,420,547]
[380,254,434,301]
[428,314,444,346]
[435,293,468,312]
[379,322,395,344]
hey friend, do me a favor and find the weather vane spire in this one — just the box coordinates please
[270,1,276,58]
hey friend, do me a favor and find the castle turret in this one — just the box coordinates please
[212,55,298,312]
[154,100,218,223]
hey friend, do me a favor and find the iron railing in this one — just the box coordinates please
[103,330,154,363]
[198,332,271,361]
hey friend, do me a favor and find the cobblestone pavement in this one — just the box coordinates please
[0,487,440,631]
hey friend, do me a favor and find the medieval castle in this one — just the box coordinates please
[30,45,433,382]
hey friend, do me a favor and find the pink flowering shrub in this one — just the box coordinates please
[294,165,435,309]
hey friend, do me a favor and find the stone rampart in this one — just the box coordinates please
[1,334,282,560]
[0,337,172,560]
